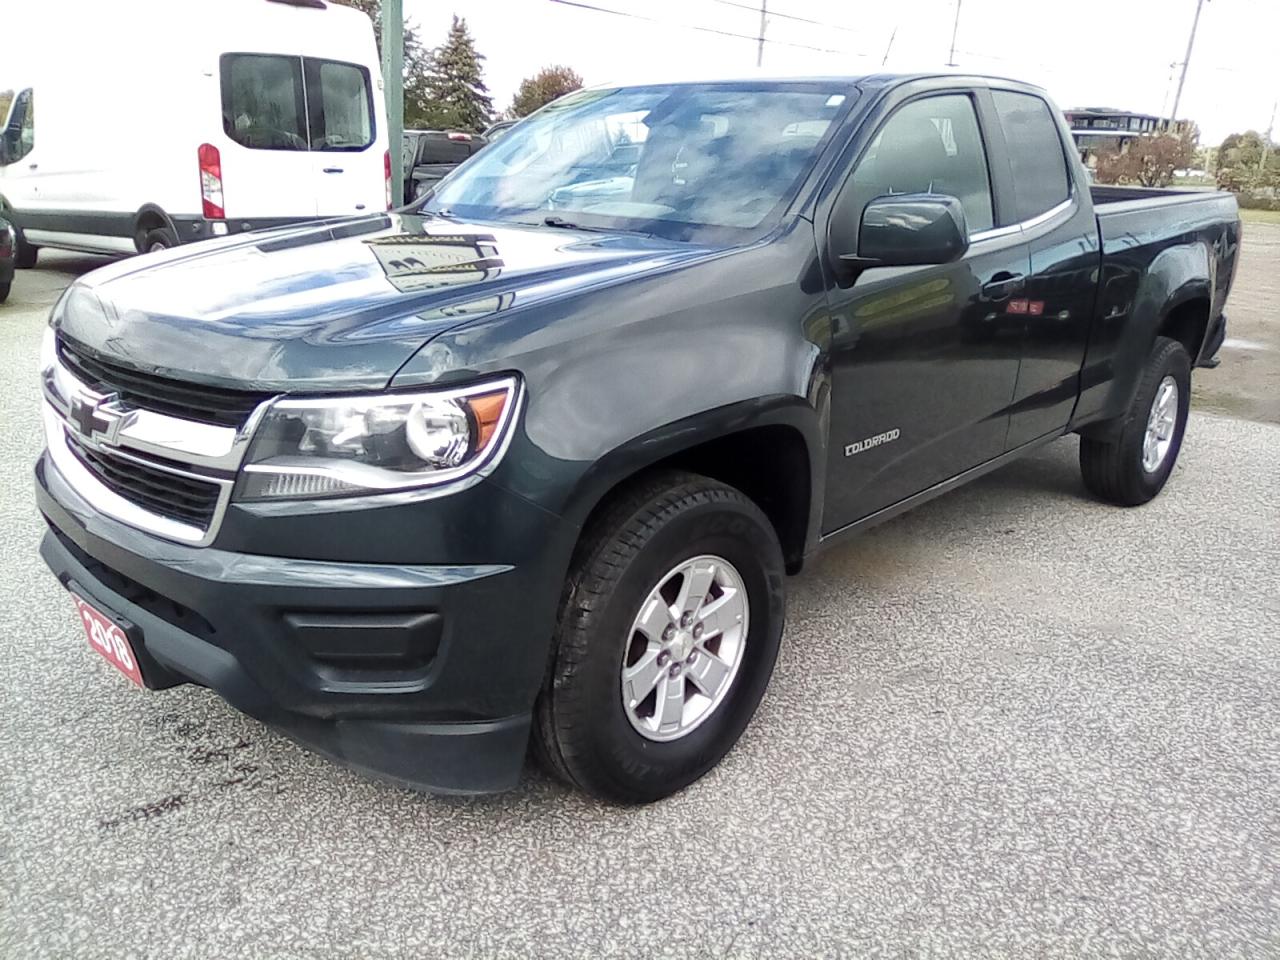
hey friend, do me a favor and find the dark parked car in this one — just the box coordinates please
[0,216,15,302]
[36,75,1238,802]
[400,129,487,204]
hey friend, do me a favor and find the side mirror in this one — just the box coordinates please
[842,193,969,271]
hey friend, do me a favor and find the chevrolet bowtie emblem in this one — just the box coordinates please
[68,394,133,446]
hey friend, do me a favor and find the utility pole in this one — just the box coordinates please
[756,0,767,68]
[1160,61,1179,120]
[1168,0,1207,128]
[882,25,897,68]
[947,0,962,67]
[1261,100,1277,174]
[381,0,405,207]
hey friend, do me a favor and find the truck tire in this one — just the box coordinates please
[534,470,786,803]
[1080,335,1191,506]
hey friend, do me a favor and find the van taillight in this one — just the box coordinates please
[198,144,225,220]
[384,149,393,210]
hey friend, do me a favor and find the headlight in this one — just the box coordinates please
[237,377,519,501]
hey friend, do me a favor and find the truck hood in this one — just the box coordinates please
[54,213,717,392]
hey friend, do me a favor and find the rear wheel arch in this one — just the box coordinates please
[1078,270,1212,439]
[132,205,178,252]
[1157,293,1212,364]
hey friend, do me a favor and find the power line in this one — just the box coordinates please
[545,0,853,55]
[708,0,859,34]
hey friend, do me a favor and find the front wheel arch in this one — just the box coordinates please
[561,399,823,574]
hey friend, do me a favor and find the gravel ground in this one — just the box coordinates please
[0,250,1277,959]
[1193,220,1280,425]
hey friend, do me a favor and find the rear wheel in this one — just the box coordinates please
[534,471,786,803]
[0,281,10,303]
[1080,335,1191,506]
[142,227,179,253]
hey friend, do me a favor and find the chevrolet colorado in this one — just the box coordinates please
[35,75,1239,802]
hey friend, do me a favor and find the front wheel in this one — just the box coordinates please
[1080,335,1191,506]
[0,280,9,303]
[534,471,786,803]
[15,233,36,269]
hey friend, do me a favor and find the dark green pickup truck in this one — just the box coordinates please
[36,74,1238,802]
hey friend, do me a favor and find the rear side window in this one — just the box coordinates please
[306,60,373,151]
[991,91,1071,223]
[222,55,307,150]
[419,137,478,164]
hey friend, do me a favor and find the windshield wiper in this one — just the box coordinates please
[542,215,608,232]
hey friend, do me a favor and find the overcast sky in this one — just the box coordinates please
[407,0,1278,144]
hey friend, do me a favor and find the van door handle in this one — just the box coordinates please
[28,162,38,170]
[322,167,344,174]
[981,272,1025,301]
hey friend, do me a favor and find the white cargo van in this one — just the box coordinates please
[0,0,391,265]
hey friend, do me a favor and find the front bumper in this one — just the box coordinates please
[35,451,570,794]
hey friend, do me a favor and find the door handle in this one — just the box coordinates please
[28,162,38,170]
[322,167,344,174]
[981,272,1025,302]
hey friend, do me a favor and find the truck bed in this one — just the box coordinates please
[1090,184,1238,253]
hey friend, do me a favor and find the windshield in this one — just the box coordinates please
[423,83,853,241]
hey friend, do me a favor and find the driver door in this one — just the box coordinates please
[821,91,1029,532]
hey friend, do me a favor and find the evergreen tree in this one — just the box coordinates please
[419,16,494,133]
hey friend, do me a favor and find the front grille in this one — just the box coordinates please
[57,338,270,428]
[66,436,221,529]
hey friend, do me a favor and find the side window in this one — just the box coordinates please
[19,91,33,156]
[846,93,994,235]
[991,91,1071,222]
[305,59,374,151]
[220,54,307,151]
[1,89,34,165]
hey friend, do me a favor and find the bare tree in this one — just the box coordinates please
[1094,133,1196,188]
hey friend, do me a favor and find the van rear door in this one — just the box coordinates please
[304,57,383,216]
[218,53,317,221]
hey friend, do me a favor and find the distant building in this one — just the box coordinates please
[1064,108,1194,168]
